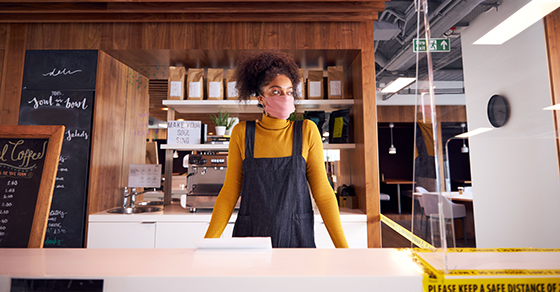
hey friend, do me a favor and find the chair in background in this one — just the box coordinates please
[420,192,467,246]
[379,193,390,213]
[415,186,429,226]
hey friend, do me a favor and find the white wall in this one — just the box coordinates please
[461,1,560,248]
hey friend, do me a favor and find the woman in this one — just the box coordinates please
[204,50,348,248]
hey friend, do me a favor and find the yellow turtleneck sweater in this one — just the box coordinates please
[204,114,349,248]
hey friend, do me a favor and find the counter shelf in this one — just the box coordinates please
[162,99,354,114]
[161,143,355,151]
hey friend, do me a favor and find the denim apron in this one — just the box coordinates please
[232,120,316,248]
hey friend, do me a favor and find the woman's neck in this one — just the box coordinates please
[258,113,290,130]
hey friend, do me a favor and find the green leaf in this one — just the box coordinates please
[209,107,230,126]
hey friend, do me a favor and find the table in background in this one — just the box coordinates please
[443,191,473,202]
[383,179,414,214]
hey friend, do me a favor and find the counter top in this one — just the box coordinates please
[0,248,422,292]
[89,203,367,223]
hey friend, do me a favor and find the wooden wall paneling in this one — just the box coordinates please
[231,22,247,50]
[212,22,233,50]
[297,23,320,49]
[64,23,103,49]
[0,50,3,96]
[37,24,64,49]
[377,105,467,123]
[121,67,149,188]
[88,51,129,215]
[0,24,7,49]
[377,106,416,123]
[545,8,560,178]
[111,23,143,50]
[0,2,386,15]
[54,24,74,48]
[338,148,353,192]
[349,37,367,233]
[25,24,43,49]
[339,22,359,50]
[167,23,190,50]
[0,1,385,23]
[437,105,467,122]
[0,24,26,125]
[143,23,170,50]
[361,21,381,248]
[244,22,264,50]
[263,22,280,50]
[26,23,102,49]
[278,23,296,50]
[324,22,340,49]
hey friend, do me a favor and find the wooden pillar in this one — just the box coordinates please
[545,8,560,178]
[0,24,26,125]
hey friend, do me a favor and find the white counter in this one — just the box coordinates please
[88,203,367,222]
[0,248,423,292]
[88,204,368,249]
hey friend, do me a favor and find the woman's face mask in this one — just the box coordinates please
[260,75,295,120]
[261,95,295,120]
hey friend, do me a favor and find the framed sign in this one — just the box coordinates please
[167,121,202,145]
[0,125,64,248]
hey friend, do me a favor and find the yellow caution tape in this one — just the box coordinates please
[445,270,560,276]
[403,249,560,292]
[425,276,560,292]
[380,214,436,251]
[413,248,560,253]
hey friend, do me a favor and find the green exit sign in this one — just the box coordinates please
[413,38,450,52]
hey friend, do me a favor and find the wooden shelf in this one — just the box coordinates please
[325,143,355,149]
[162,99,354,114]
[161,144,229,151]
[161,143,355,151]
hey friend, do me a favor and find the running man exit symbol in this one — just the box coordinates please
[413,38,450,52]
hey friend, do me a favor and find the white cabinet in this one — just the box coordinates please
[315,222,368,248]
[155,222,208,248]
[88,205,366,249]
[155,222,235,248]
[88,220,365,249]
[87,222,156,249]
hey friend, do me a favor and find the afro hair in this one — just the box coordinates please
[235,50,301,100]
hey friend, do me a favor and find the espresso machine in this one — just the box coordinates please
[181,151,228,212]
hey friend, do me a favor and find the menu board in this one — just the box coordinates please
[0,125,64,248]
[0,139,48,247]
[19,50,97,248]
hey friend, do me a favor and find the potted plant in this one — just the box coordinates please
[225,117,239,136]
[209,108,233,136]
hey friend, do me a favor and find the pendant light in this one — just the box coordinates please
[460,123,469,153]
[388,123,397,155]
[173,150,179,159]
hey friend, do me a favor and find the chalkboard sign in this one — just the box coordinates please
[19,50,98,248]
[0,125,64,248]
[11,279,103,292]
[22,50,97,90]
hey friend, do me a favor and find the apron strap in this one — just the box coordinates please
[245,121,256,159]
[292,120,303,157]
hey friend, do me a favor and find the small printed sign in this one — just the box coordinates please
[167,120,201,145]
[413,38,450,52]
[128,164,162,188]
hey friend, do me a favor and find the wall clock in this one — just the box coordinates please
[487,94,510,128]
